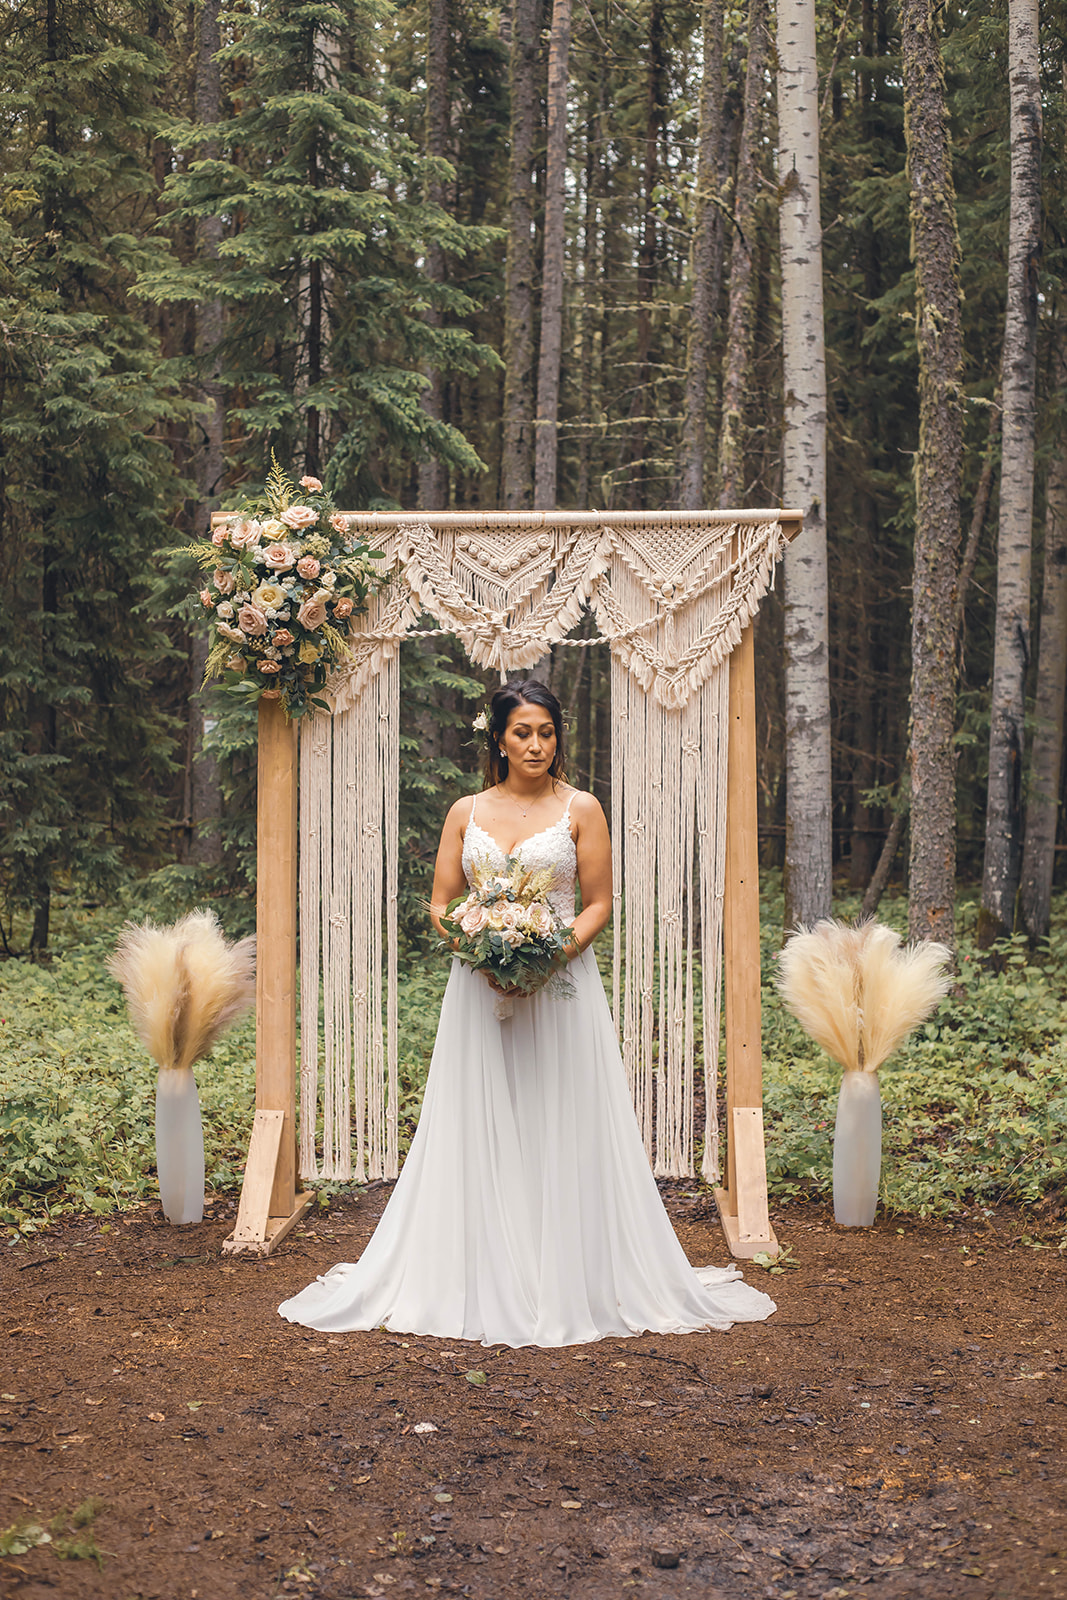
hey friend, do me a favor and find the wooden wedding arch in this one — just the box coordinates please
[219,508,801,1262]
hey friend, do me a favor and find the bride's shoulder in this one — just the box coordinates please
[444,792,477,830]
[561,786,605,822]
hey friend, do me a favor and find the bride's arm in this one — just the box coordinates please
[567,791,613,959]
[428,797,471,940]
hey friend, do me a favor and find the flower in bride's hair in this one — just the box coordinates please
[472,708,489,734]
[460,904,489,936]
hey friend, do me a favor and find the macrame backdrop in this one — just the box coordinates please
[296,514,787,1185]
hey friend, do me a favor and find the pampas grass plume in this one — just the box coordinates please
[108,911,255,1071]
[777,918,952,1073]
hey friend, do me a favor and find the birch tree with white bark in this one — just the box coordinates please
[533,0,573,510]
[777,0,831,925]
[981,0,1042,942]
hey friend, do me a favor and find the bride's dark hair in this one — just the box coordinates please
[482,679,566,789]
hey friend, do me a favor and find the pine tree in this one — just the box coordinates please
[0,0,190,951]
[141,0,492,503]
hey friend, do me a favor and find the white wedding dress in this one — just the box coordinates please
[278,793,776,1347]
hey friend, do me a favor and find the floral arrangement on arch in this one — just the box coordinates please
[186,457,383,717]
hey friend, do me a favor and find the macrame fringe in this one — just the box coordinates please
[298,516,784,1183]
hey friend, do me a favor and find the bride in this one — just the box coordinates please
[279,679,775,1347]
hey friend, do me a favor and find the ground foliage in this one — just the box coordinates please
[1,881,1064,1237]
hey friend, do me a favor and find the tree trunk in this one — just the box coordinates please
[679,0,724,510]
[981,0,1042,942]
[777,0,832,925]
[576,80,603,510]
[716,0,768,507]
[187,0,225,867]
[418,0,450,511]
[1019,323,1067,941]
[501,0,540,509]
[899,0,965,947]
[533,0,573,510]
[625,0,666,508]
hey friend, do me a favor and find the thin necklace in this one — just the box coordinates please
[501,778,552,818]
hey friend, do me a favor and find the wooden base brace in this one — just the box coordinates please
[713,1106,778,1259]
[223,1110,313,1256]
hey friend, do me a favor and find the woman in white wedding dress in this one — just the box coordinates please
[279,680,775,1347]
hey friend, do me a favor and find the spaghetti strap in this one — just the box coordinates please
[562,789,577,821]
[469,793,478,822]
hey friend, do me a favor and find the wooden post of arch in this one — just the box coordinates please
[222,691,313,1253]
[713,513,800,1258]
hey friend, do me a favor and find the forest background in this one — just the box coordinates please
[1,0,1064,953]
[2,0,1067,1231]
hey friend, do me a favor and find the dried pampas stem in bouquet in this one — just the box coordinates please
[777,920,951,1226]
[108,911,255,1224]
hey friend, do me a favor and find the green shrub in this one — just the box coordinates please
[2,877,1066,1234]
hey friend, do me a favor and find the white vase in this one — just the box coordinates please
[155,1067,205,1225]
[832,1068,882,1226]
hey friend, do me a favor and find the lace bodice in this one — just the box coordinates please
[461,793,577,924]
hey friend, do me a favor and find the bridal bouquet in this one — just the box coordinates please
[439,858,575,1015]
[183,456,383,717]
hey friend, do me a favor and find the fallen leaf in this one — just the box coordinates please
[413,1422,438,1435]
[434,1493,453,1503]
[353,1476,372,1485]
[561,1500,582,1510]
[465,1370,487,1386]
[147,1412,165,1423]
[187,1401,204,1411]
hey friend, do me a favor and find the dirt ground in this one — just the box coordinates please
[1,1187,1065,1600]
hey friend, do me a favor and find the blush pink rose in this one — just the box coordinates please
[261,687,282,700]
[498,902,524,932]
[199,589,214,609]
[272,629,295,648]
[237,602,268,636]
[332,596,354,619]
[459,905,489,936]
[259,660,281,674]
[296,556,321,580]
[211,527,228,547]
[225,654,246,674]
[280,505,318,530]
[299,475,323,492]
[524,903,553,937]
[213,568,236,595]
[229,518,262,549]
[216,620,245,644]
[262,542,297,571]
[329,512,349,534]
[297,594,329,631]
